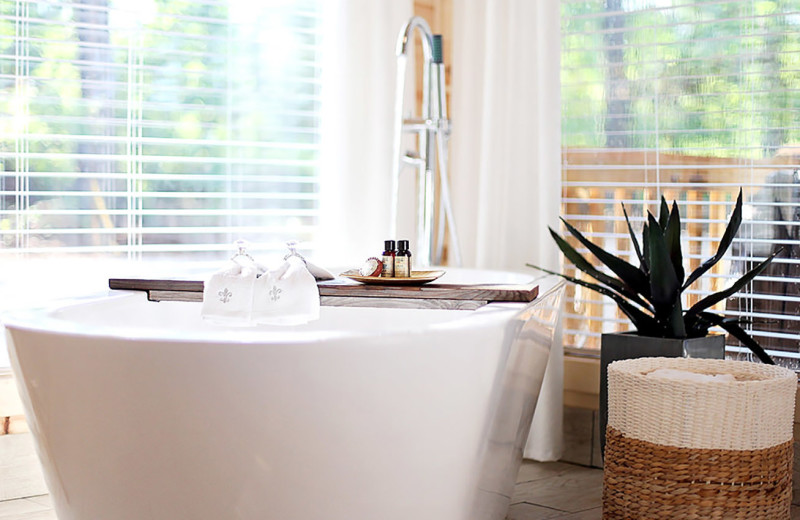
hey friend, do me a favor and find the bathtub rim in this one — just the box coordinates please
[2,289,534,347]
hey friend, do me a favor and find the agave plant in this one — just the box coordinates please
[529,189,777,364]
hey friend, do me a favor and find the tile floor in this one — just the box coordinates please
[0,460,603,520]
[5,459,800,519]
[0,494,52,520]
[507,461,603,519]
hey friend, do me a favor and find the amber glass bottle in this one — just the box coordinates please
[381,240,396,277]
[395,240,412,277]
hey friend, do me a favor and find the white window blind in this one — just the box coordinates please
[0,0,322,261]
[561,0,800,368]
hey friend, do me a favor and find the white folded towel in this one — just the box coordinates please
[201,255,260,324]
[305,260,335,281]
[647,367,736,383]
[252,256,320,325]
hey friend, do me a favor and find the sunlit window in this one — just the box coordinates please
[561,0,800,367]
[0,0,322,261]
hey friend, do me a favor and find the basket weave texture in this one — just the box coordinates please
[603,428,793,519]
[603,357,796,520]
[607,357,795,450]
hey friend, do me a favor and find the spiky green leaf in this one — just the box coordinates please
[664,201,684,284]
[641,220,650,273]
[621,202,647,272]
[526,263,661,335]
[683,311,713,338]
[682,189,743,290]
[697,312,774,364]
[687,248,781,315]
[658,197,670,230]
[647,212,680,310]
[666,300,686,338]
[547,227,653,311]
[559,217,650,297]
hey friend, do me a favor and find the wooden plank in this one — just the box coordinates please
[320,296,487,310]
[317,282,538,302]
[109,278,203,292]
[149,290,203,303]
[148,291,487,309]
[110,278,538,303]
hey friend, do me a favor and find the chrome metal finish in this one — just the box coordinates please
[392,17,461,268]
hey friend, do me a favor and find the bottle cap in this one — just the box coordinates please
[384,240,396,251]
[398,240,410,251]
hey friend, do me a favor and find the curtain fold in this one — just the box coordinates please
[318,0,413,266]
[452,0,564,461]
[319,0,564,461]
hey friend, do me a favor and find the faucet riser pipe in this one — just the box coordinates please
[417,166,435,268]
[392,17,461,268]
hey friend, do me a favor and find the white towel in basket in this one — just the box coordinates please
[251,256,320,325]
[647,367,736,383]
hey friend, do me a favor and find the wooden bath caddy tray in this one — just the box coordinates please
[108,277,539,310]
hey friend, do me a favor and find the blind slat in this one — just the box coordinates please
[0,153,320,166]
[0,225,317,236]
[0,208,320,216]
[6,133,321,150]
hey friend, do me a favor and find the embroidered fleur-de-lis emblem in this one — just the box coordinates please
[218,288,232,303]
[269,285,282,302]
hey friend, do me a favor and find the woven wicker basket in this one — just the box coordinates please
[602,357,796,520]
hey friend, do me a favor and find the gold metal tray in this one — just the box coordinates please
[339,269,445,286]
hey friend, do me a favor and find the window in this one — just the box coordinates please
[560,0,800,367]
[1,0,322,261]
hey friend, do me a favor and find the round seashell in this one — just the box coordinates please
[359,257,383,277]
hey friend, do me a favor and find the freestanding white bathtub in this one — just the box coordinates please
[4,271,564,520]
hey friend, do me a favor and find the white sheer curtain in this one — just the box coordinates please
[318,0,413,266]
[451,1,563,460]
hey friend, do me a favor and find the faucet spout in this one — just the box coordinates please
[396,16,434,62]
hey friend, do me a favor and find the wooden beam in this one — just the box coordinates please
[110,277,538,309]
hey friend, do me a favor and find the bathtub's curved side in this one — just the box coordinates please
[5,281,562,520]
[469,280,566,520]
